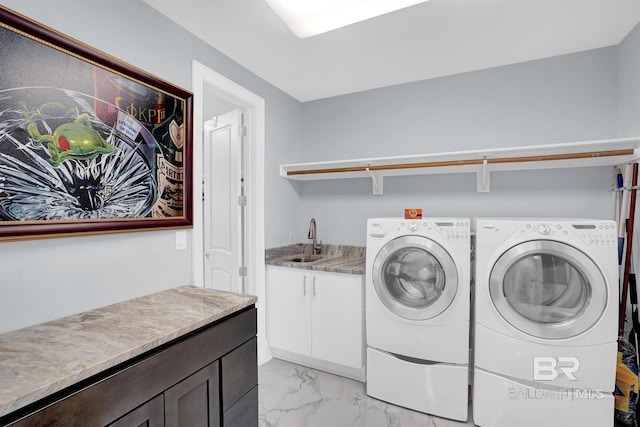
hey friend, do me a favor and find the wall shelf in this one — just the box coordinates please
[280,137,640,194]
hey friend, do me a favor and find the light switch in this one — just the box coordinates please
[175,230,187,250]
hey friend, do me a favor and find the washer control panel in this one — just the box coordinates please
[396,219,470,242]
[517,221,617,248]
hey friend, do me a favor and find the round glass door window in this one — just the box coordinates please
[372,235,458,320]
[489,241,607,339]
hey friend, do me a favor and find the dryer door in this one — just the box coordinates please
[372,235,458,320]
[489,240,607,339]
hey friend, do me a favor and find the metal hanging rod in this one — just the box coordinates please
[613,185,640,192]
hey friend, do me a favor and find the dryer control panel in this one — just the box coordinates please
[571,222,617,248]
[516,221,617,248]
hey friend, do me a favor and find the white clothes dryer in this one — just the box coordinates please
[473,218,618,427]
[366,217,471,421]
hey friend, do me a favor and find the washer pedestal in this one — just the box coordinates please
[366,347,469,422]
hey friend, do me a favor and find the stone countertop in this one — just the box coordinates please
[266,243,365,275]
[0,285,257,418]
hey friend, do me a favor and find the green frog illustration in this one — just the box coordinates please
[27,113,116,166]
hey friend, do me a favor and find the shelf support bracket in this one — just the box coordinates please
[367,168,383,195]
[477,158,491,192]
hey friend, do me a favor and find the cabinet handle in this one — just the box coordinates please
[303,275,307,296]
[312,275,317,297]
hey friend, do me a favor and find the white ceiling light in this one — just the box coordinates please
[264,0,431,38]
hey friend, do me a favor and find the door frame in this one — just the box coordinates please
[192,61,267,361]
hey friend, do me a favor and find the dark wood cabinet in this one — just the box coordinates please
[223,386,258,427]
[165,362,220,427]
[1,307,257,427]
[107,395,164,427]
[221,337,258,427]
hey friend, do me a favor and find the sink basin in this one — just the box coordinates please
[286,254,326,263]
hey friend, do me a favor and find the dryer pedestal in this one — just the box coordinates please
[473,369,614,427]
[366,347,469,422]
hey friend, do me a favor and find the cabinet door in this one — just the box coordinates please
[221,338,258,427]
[267,267,311,355]
[221,337,257,411]
[311,272,363,369]
[164,361,220,427]
[107,395,164,427]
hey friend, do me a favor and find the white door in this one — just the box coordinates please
[203,109,244,293]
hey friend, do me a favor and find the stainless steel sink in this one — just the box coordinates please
[286,254,326,263]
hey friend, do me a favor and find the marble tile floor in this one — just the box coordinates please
[258,358,476,427]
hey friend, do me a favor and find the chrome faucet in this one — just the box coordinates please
[308,218,322,254]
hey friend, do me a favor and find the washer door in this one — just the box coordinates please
[372,235,458,320]
[489,240,607,339]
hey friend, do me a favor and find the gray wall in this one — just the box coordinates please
[618,23,640,137]
[0,0,301,333]
[292,47,621,246]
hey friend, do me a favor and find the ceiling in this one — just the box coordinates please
[143,0,640,102]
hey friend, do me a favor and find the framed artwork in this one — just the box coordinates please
[0,6,193,241]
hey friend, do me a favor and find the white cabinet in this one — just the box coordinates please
[268,266,312,356]
[267,266,365,380]
[311,271,363,369]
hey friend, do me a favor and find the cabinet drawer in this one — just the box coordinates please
[223,386,258,427]
[221,337,257,411]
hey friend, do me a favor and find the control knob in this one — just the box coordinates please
[537,224,551,235]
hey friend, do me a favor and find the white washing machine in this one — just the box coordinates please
[473,218,618,427]
[366,217,471,421]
